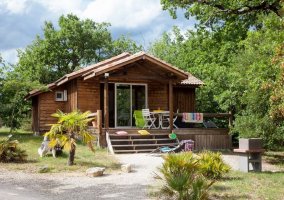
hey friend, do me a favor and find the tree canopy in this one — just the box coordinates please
[0,14,142,131]
[161,0,283,26]
[17,14,142,84]
[150,2,284,148]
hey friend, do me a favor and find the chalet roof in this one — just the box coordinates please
[26,51,203,99]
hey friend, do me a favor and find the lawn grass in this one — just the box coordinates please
[0,128,120,173]
[150,151,284,200]
[210,171,284,200]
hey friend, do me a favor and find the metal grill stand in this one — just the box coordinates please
[234,138,264,172]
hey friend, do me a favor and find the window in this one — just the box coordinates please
[55,90,67,101]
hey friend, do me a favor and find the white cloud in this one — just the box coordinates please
[1,49,19,64]
[82,0,162,29]
[36,0,83,15]
[0,0,28,14]
[33,0,162,29]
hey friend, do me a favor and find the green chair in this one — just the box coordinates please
[133,110,145,128]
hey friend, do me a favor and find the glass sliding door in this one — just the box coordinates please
[116,84,131,127]
[132,85,146,127]
[115,83,147,127]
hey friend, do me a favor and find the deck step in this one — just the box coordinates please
[108,133,170,137]
[107,130,177,154]
[112,143,177,148]
[111,138,176,142]
[113,149,156,153]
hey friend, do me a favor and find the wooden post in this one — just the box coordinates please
[169,80,173,132]
[104,77,109,129]
[102,77,109,148]
[229,111,233,127]
[97,110,103,147]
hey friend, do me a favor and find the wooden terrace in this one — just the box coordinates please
[91,110,232,154]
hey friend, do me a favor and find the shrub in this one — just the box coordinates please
[198,151,230,180]
[234,114,284,149]
[20,117,32,131]
[156,151,230,200]
[0,135,27,162]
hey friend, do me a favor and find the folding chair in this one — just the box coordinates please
[142,109,157,129]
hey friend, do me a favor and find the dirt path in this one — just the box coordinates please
[0,154,163,200]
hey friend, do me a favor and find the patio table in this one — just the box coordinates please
[150,111,170,129]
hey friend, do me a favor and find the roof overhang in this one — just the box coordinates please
[25,51,203,99]
[82,52,188,81]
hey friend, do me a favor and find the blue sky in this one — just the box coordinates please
[0,0,195,64]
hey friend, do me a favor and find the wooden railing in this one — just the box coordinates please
[88,110,105,147]
[174,112,233,127]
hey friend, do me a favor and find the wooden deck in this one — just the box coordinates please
[103,128,231,153]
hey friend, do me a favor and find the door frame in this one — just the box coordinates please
[114,83,148,128]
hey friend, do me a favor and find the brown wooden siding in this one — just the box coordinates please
[77,78,100,112]
[38,88,66,132]
[173,87,195,112]
[148,82,168,110]
[34,62,197,133]
[66,79,77,112]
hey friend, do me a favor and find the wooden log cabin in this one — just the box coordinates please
[26,52,232,152]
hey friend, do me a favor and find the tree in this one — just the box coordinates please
[17,14,142,84]
[109,35,143,56]
[17,14,112,84]
[150,13,284,148]
[161,0,283,28]
[1,14,141,131]
[45,110,95,166]
[0,66,41,132]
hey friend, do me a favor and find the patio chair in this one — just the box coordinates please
[162,109,179,129]
[142,109,157,129]
[203,120,218,128]
[133,110,145,128]
[150,139,194,154]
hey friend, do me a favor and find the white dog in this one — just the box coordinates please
[38,136,50,157]
[38,136,61,158]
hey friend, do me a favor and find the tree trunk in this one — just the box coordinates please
[68,144,76,166]
[68,133,76,166]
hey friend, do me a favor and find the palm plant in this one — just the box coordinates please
[156,151,230,200]
[45,110,95,166]
[0,135,27,162]
[156,152,212,200]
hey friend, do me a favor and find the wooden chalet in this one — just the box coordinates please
[26,52,232,153]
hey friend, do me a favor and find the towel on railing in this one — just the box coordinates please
[182,113,203,123]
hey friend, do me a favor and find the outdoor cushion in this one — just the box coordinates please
[116,131,128,135]
[133,110,145,128]
[138,130,150,135]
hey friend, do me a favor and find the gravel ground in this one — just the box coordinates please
[0,153,281,200]
[0,154,163,200]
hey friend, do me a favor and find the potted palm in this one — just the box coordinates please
[45,110,95,166]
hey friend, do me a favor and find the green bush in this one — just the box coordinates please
[20,117,32,131]
[156,152,230,200]
[156,151,230,200]
[233,114,284,150]
[198,151,230,180]
[0,135,27,162]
